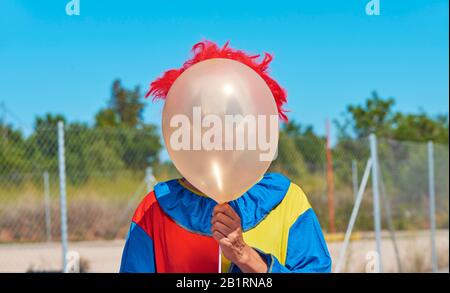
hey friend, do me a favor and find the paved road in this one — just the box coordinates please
[0,230,448,273]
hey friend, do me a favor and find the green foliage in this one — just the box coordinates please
[272,92,448,231]
[1,85,448,233]
[336,91,449,143]
[1,80,162,186]
[95,108,118,128]
[394,113,449,144]
[0,125,29,184]
[347,91,397,138]
[153,161,180,182]
[96,79,145,128]
[282,121,327,172]
[269,130,308,179]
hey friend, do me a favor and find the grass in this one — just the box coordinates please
[0,171,150,242]
[0,170,448,243]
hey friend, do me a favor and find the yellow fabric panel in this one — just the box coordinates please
[221,182,311,272]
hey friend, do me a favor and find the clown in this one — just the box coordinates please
[119,41,331,273]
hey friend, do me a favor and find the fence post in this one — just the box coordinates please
[57,121,68,273]
[145,166,154,192]
[379,170,403,272]
[43,171,52,242]
[427,141,437,273]
[369,133,383,272]
[335,158,372,273]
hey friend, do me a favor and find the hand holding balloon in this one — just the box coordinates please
[211,203,268,273]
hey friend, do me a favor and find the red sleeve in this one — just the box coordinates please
[131,191,157,238]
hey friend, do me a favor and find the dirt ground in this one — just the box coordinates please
[0,230,448,273]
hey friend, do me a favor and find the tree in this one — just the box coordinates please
[269,130,308,180]
[282,121,326,172]
[96,80,145,128]
[23,113,67,173]
[32,113,66,158]
[394,113,449,144]
[0,124,28,184]
[64,123,125,183]
[344,91,397,139]
[337,91,449,144]
[108,124,162,171]
[95,108,119,128]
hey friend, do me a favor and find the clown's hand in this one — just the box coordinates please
[211,203,268,273]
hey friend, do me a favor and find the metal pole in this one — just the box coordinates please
[352,159,358,201]
[369,133,383,273]
[379,171,402,272]
[335,158,372,273]
[43,171,52,242]
[145,166,153,192]
[57,121,68,273]
[428,141,437,273]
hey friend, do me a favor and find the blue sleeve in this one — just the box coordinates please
[230,208,331,273]
[119,222,156,273]
[267,208,331,273]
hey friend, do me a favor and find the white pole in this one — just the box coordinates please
[43,171,52,242]
[145,166,153,192]
[379,170,403,272]
[369,133,383,273]
[57,121,68,273]
[427,141,437,273]
[218,246,222,273]
[335,158,372,273]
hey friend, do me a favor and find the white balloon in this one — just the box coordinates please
[162,58,279,203]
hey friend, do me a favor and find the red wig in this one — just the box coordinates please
[146,40,288,122]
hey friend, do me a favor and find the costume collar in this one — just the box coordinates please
[153,173,290,235]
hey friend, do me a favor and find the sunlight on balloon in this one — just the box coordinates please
[211,160,223,192]
[223,83,234,96]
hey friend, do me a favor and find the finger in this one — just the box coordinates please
[212,230,227,242]
[212,221,233,236]
[223,204,240,220]
[219,237,232,248]
[211,212,234,228]
[213,203,229,215]
[212,205,236,224]
[213,204,240,221]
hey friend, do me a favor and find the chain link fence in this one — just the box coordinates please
[0,124,448,272]
[1,125,153,244]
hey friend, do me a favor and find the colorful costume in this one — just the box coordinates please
[120,173,331,273]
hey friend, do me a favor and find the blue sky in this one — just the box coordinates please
[0,0,448,140]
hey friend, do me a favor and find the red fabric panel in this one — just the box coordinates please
[132,191,219,273]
